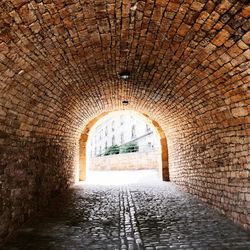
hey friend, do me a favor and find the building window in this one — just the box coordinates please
[112,120,115,131]
[120,132,124,144]
[131,125,136,139]
[99,146,101,155]
[120,115,124,125]
[105,141,108,149]
[112,135,115,145]
[105,126,108,136]
[146,124,151,132]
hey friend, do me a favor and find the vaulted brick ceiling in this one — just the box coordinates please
[1,0,249,138]
[0,0,250,237]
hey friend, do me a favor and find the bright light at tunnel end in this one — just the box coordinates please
[76,110,167,186]
[77,170,161,186]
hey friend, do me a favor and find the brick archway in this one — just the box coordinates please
[79,111,169,181]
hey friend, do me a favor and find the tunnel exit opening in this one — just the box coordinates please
[78,110,169,183]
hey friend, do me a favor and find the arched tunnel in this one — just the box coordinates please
[0,0,250,248]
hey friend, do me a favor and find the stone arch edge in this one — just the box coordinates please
[79,111,169,181]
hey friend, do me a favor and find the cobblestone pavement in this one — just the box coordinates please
[2,171,250,250]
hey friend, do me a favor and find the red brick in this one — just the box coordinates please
[18,4,37,24]
[216,0,233,14]
[10,0,29,8]
[242,31,250,45]
[231,107,249,117]
[177,23,191,36]
[212,29,231,46]
[241,5,250,18]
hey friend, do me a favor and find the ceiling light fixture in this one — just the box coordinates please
[122,100,129,106]
[119,70,130,80]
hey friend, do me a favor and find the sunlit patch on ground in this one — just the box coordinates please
[82,169,161,185]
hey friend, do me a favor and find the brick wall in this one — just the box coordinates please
[168,120,250,230]
[0,135,76,240]
[89,151,161,171]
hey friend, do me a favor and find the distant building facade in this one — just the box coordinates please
[88,111,160,157]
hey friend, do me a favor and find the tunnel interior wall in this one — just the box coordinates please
[0,135,76,241]
[168,106,250,231]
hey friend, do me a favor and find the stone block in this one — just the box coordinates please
[212,29,230,46]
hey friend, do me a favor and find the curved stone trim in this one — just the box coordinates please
[79,111,170,181]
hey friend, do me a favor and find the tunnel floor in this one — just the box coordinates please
[3,170,250,250]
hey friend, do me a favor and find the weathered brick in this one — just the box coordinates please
[18,4,37,24]
[212,29,231,46]
[216,0,233,14]
[9,0,29,8]
[241,5,250,18]
[231,107,249,117]
[177,23,190,37]
[29,21,41,33]
[242,31,250,44]
[190,2,205,12]
[9,10,22,24]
